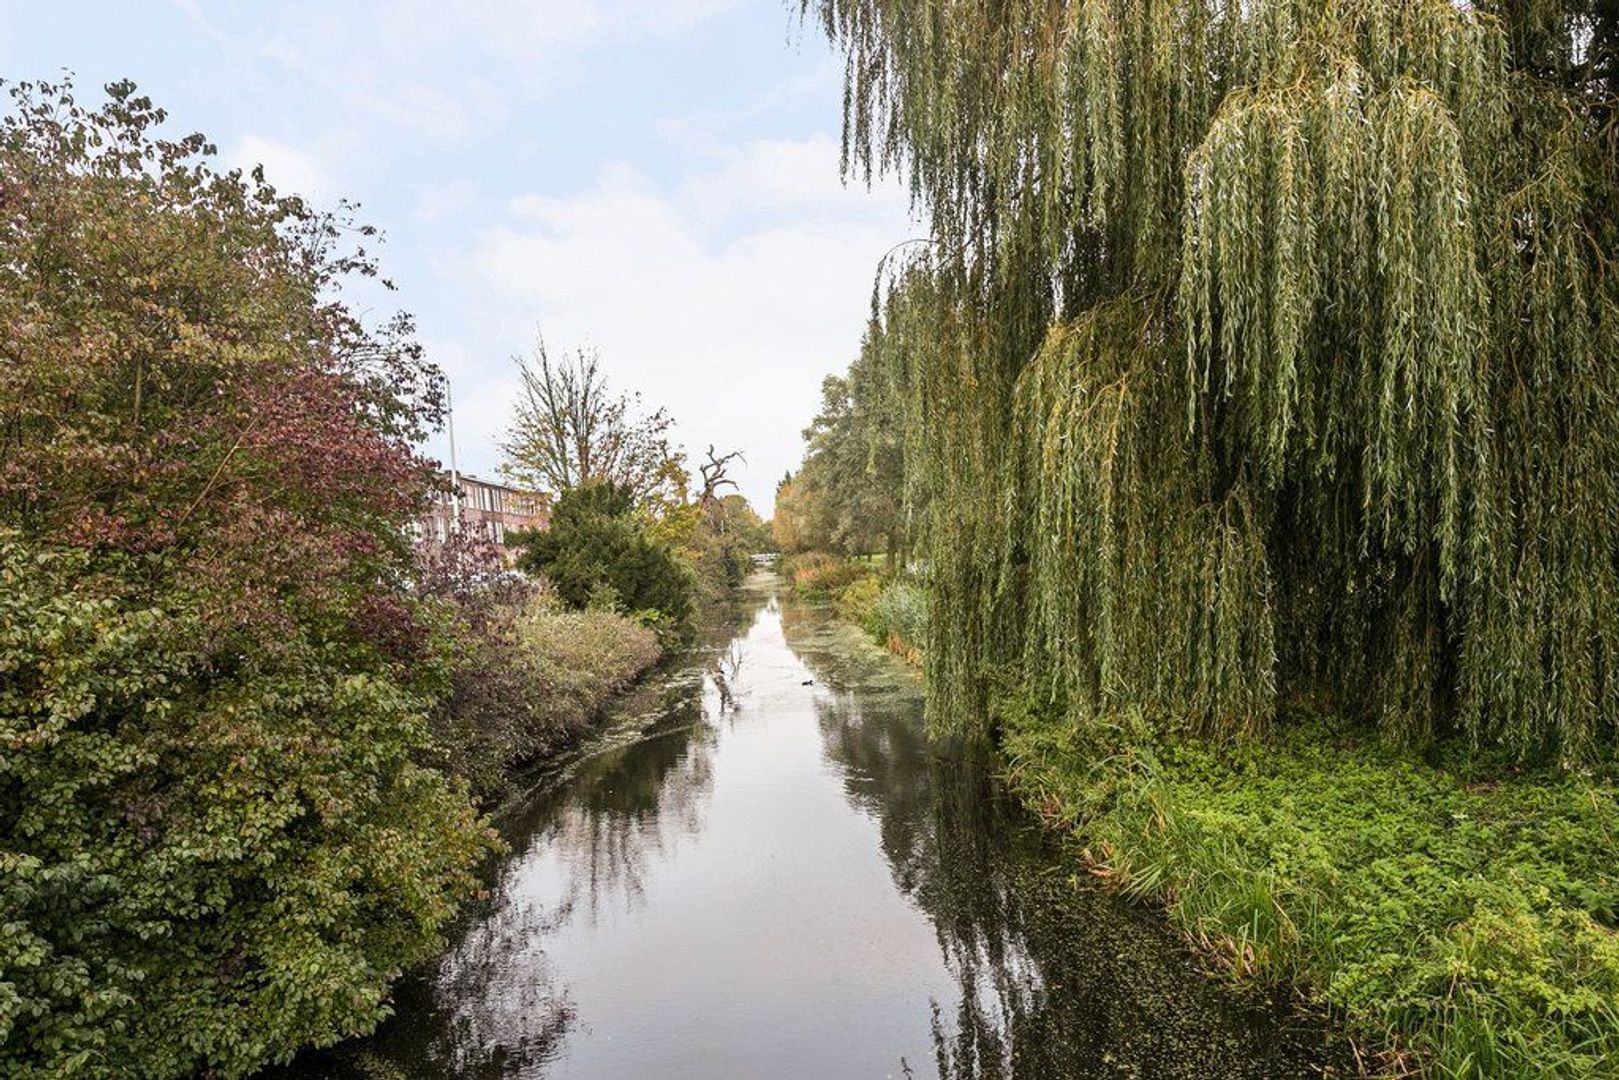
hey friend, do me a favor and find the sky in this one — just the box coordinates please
[0,0,918,514]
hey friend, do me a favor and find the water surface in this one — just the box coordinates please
[293,573,1345,1078]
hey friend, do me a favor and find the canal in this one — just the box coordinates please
[292,572,1345,1078]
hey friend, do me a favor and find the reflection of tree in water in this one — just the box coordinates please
[793,608,1346,1079]
[708,638,745,715]
[367,591,770,1078]
[547,682,717,918]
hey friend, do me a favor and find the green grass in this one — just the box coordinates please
[997,700,1619,1078]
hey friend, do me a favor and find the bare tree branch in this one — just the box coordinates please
[698,444,745,506]
[500,336,681,506]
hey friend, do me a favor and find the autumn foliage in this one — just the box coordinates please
[0,81,493,1076]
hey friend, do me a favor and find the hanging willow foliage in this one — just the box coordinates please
[1009,297,1277,737]
[808,0,1619,762]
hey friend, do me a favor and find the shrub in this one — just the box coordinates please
[0,82,493,1077]
[835,573,884,625]
[999,699,1619,1077]
[868,579,927,664]
[786,554,925,665]
[513,482,693,627]
[418,533,660,797]
[510,601,661,738]
[670,492,772,606]
[782,551,872,598]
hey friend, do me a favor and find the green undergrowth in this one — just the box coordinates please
[780,552,924,664]
[997,697,1619,1078]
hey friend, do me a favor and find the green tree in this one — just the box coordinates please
[772,472,811,554]
[778,354,909,560]
[715,493,774,556]
[806,1,1619,762]
[0,80,492,1077]
[678,492,772,597]
[513,481,694,626]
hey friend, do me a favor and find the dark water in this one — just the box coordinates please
[288,573,1347,1079]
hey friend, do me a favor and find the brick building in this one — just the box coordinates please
[418,472,550,560]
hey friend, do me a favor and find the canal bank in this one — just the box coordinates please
[282,572,1348,1078]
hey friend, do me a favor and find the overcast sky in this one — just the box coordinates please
[1,0,916,513]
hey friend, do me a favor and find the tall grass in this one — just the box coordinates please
[780,551,873,598]
[999,699,1619,1078]
[431,587,661,797]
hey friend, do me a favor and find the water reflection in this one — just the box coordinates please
[280,578,1343,1079]
[784,602,1346,1079]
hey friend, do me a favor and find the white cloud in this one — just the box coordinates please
[652,61,844,154]
[458,136,914,513]
[483,0,745,51]
[149,2,898,514]
[415,178,482,223]
[248,0,745,147]
[352,77,509,145]
[229,135,332,199]
[681,136,875,225]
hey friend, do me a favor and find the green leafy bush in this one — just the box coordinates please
[999,698,1619,1078]
[513,482,693,628]
[0,543,492,1078]
[0,82,493,1077]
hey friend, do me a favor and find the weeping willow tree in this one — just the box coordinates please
[805,0,1619,763]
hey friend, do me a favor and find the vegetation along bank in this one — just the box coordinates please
[0,81,766,1078]
[778,553,926,668]
[787,2,1619,1076]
